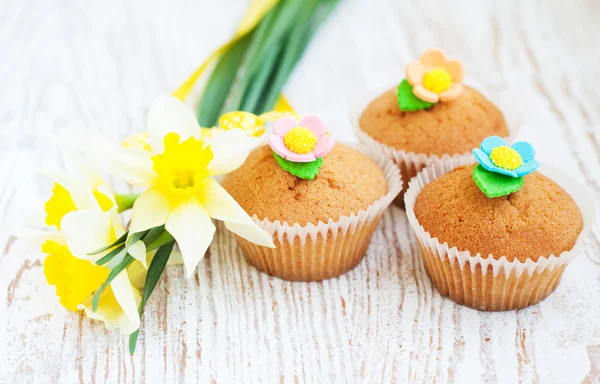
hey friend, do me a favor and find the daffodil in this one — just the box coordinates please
[17,151,146,334]
[15,157,114,246]
[105,96,275,277]
[59,208,142,334]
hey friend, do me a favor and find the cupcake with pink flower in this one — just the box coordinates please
[222,115,402,281]
[354,48,512,206]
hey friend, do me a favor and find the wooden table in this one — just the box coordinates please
[1,0,599,382]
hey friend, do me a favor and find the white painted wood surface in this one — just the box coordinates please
[1,0,600,382]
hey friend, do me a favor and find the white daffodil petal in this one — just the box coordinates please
[61,128,156,187]
[128,240,148,268]
[196,178,255,225]
[128,187,171,235]
[206,129,263,175]
[225,221,275,248]
[61,210,116,261]
[127,258,150,290]
[40,168,98,210]
[12,227,65,247]
[165,197,215,278]
[78,270,141,335]
[147,95,201,153]
[111,150,157,187]
[109,209,126,237]
[110,271,142,335]
[56,136,106,190]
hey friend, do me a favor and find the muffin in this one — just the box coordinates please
[355,48,510,206]
[405,136,594,311]
[222,115,402,281]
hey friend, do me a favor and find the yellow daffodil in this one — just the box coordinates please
[97,96,276,277]
[15,165,111,246]
[17,151,147,334]
[18,147,149,267]
[59,208,142,334]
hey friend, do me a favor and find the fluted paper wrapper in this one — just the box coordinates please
[351,87,521,207]
[234,145,403,282]
[404,157,596,311]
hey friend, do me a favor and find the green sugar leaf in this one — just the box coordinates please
[397,79,436,112]
[273,152,322,180]
[472,164,524,198]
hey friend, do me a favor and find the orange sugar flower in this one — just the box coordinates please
[405,48,464,103]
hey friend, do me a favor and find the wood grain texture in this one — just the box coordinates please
[1,0,599,382]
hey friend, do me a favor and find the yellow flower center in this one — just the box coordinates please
[490,146,523,170]
[283,127,317,154]
[45,183,76,229]
[422,68,452,94]
[152,133,213,194]
[122,132,152,152]
[42,240,109,311]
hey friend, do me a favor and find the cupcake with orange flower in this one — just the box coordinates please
[222,115,402,281]
[355,48,511,206]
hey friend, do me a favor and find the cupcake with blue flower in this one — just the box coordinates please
[404,136,595,311]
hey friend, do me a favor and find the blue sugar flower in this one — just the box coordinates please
[472,136,539,178]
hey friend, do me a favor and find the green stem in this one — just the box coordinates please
[146,231,175,251]
[115,193,140,212]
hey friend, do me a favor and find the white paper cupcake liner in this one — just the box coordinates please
[233,144,403,282]
[404,156,597,310]
[351,86,521,207]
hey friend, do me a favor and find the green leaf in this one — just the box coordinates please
[126,230,148,248]
[87,232,127,256]
[201,0,339,116]
[197,33,252,127]
[92,254,135,311]
[273,152,323,180]
[243,1,302,78]
[240,40,283,112]
[397,79,436,112]
[231,0,307,112]
[95,244,125,266]
[258,0,320,112]
[224,5,280,112]
[472,164,524,198]
[146,230,175,252]
[142,225,165,247]
[129,241,175,354]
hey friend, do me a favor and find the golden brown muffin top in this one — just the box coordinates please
[359,86,509,156]
[222,143,388,226]
[413,164,583,262]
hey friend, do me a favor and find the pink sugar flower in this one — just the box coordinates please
[268,115,335,162]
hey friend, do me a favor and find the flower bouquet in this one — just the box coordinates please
[18,0,340,353]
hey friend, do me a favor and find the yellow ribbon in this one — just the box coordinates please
[172,0,293,114]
